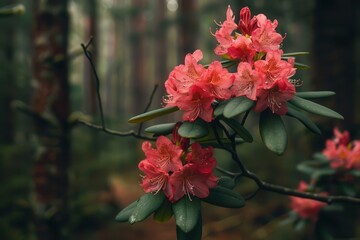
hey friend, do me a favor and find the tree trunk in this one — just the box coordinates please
[31,1,70,239]
[178,0,198,61]
[130,0,146,114]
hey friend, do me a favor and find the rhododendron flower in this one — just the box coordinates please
[169,163,217,202]
[251,14,283,52]
[290,181,327,222]
[141,136,183,173]
[322,128,360,169]
[138,160,173,199]
[239,7,258,36]
[254,78,295,115]
[176,85,215,122]
[254,50,296,89]
[348,141,360,169]
[186,143,217,174]
[227,35,256,62]
[197,60,234,100]
[232,62,264,100]
[139,134,218,203]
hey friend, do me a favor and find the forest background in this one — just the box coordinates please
[0,0,359,239]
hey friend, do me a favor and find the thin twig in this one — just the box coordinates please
[77,119,155,141]
[81,37,105,129]
[137,84,159,135]
[78,37,155,141]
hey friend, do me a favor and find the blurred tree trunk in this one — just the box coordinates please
[155,0,167,100]
[312,0,357,133]
[83,0,98,114]
[31,1,70,239]
[0,17,15,144]
[130,0,146,114]
[178,0,198,61]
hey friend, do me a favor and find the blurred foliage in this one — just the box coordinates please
[0,0,359,239]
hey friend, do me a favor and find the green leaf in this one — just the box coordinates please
[178,120,209,139]
[153,199,173,223]
[176,213,202,240]
[313,168,336,181]
[289,96,343,119]
[213,100,229,118]
[282,52,310,57]
[223,96,255,118]
[296,91,335,99]
[202,186,245,208]
[296,160,329,174]
[221,117,253,143]
[0,4,25,17]
[196,137,244,148]
[145,123,176,135]
[259,110,287,155]
[129,193,165,224]
[173,197,201,233]
[217,176,236,189]
[128,106,179,123]
[294,62,310,70]
[286,106,321,134]
[115,201,138,222]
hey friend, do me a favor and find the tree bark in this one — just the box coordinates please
[31,1,70,239]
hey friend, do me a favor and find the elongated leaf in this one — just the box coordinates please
[173,197,201,233]
[294,62,310,70]
[296,91,335,99]
[153,199,173,223]
[213,100,229,117]
[128,106,179,123]
[286,106,321,134]
[259,110,287,155]
[145,123,176,135]
[196,137,244,148]
[289,96,343,119]
[217,176,236,189]
[176,213,202,240]
[129,193,165,224]
[115,201,138,222]
[221,117,253,142]
[178,120,209,139]
[202,186,245,208]
[223,96,255,118]
[282,52,310,57]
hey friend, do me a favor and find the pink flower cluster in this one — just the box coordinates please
[138,132,217,203]
[290,181,327,222]
[164,6,297,122]
[322,128,360,170]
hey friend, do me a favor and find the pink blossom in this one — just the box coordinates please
[348,141,360,169]
[232,62,264,100]
[254,78,295,115]
[164,50,205,105]
[227,35,256,62]
[197,61,234,100]
[251,14,283,52]
[169,163,217,203]
[254,50,296,89]
[186,143,217,174]
[213,5,237,56]
[239,7,258,36]
[333,127,350,146]
[142,136,183,173]
[290,181,327,222]
[322,128,354,169]
[176,85,215,122]
[138,160,173,199]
